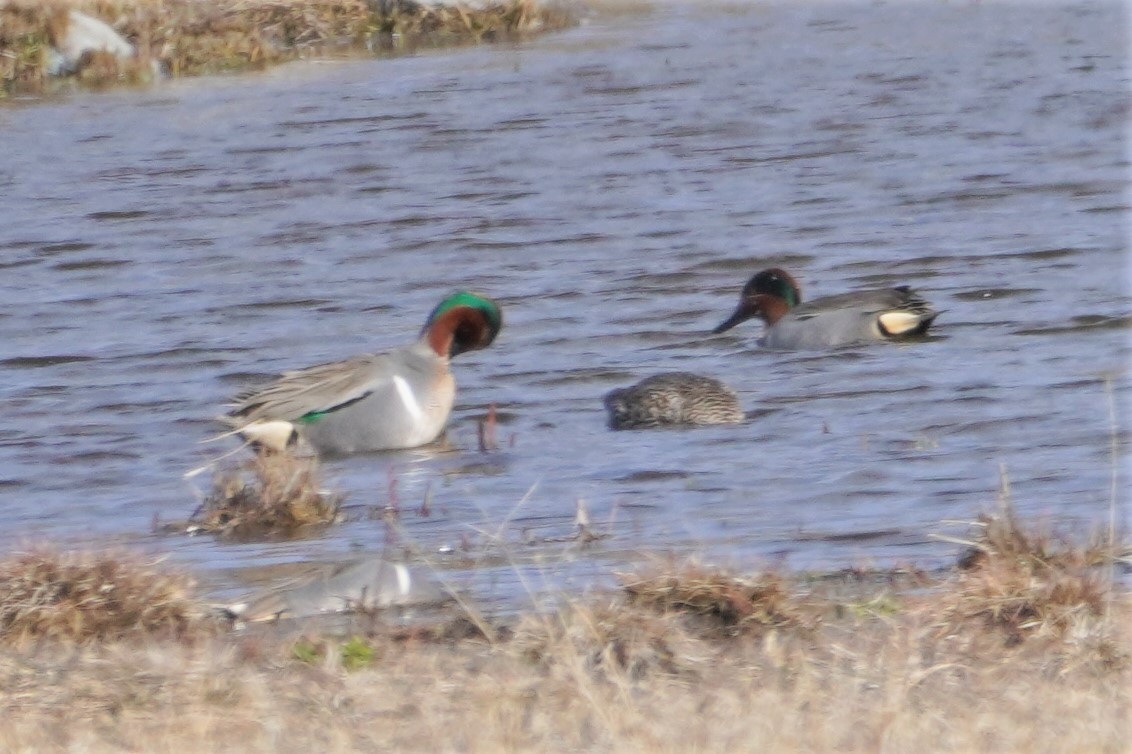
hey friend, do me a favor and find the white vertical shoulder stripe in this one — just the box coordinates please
[392,375,424,423]
[393,564,412,596]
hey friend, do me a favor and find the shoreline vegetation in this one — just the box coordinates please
[1,493,1129,752]
[0,0,581,96]
[2,3,1127,748]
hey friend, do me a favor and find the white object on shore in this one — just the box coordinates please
[47,10,135,76]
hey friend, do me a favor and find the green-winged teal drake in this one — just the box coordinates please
[226,291,502,454]
[712,267,938,349]
[604,372,744,430]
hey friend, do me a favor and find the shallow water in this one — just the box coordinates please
[1,0,1128,610]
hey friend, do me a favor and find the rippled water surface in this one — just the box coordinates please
[1,0,1128,607]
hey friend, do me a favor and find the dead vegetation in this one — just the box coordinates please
[934,474,1122,649]
[0,548,217,646]
[189,450,343,540]
[619,559,814,638]
[0,499,1127,751]
[513,599,707,681]
[0,0,579,95]
[943,514,1113,645]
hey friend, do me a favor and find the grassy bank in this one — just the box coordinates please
[1,505,1128,753]
[0,0,579,96]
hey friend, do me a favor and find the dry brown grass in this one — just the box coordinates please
[190,450,343,540]
[937,491,1120,647]
[0,502,1127,752]
[0,589,1127,753]
[0,548,217,646]
[947,548,1110,645]
[0,0,579,95]
[619,558,815,638]
[513,598,707,682]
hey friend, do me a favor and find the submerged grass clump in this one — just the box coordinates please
[191,451,343,540]
[0,548,215,646]
[0,0,579,95]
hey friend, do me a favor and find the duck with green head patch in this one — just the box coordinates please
[225,291,502,455]
[712,268,938,349]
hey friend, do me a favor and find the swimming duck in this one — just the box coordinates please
[712,268,938,349]
[604,372,744,430]
[225,291,502,454]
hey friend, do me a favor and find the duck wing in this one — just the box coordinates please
[791,287,930,319]
[228,352,396,424]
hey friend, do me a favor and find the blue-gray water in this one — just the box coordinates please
[1,0,1128,609]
